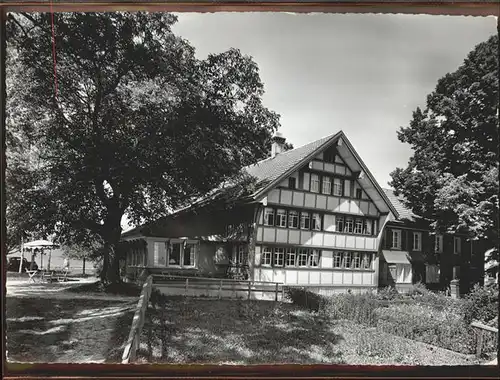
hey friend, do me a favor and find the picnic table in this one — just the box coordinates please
[26,269,68,283]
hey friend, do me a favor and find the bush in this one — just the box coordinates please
[284,287,326,312]
[461,284,499,325]
[376,303,476,354]
[323,293,379,326]
[376,286,401,301]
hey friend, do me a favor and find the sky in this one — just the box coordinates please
[170,12,497,188]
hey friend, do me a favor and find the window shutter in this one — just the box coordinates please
[401,230,407,250]
[386,229,392,249]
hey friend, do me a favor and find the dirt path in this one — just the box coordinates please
[6,285,137,363]
[6,278,138,301]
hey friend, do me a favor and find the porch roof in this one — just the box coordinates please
[381,250,411,265]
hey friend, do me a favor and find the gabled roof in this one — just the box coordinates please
[245,133,339,196]
[382,188,419,222]
[123,130,399,237]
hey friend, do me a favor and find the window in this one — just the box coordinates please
[344,252,352,269]
[237,245,248,265]
[286,248,296,267]
[388,265,397,280]
[354,219,363,234]
[324,149,336,163]
[336,216,344,232]
[355,188,362,199]
[274,248,285,267]
[167,241,197,268]
[312,213,322,231]
[154,242,166,266]
[322,177,332,194]
[311,174,320,193]
[392,230,401,249]
[169,243,182,266]
[333,178,343,196]
[264,208,275,226]
[262,247,272,266]
[333,252,342,268]
[300,212,310,230]
[353,252,361,269]
[308,250,320,267]
[363,220,372,235]
[413,232,422,251]
[276,209,287,227]
[288,210,299,228]
[454,237,461,254]
[362,253,371,269]
[345,217,354,233]
[183,243,196,267]
[435,234,443,253]
[298,249,308,267]
[288,177,296,189]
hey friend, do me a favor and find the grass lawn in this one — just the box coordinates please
[137,297,480,365]
[6,297,136,363]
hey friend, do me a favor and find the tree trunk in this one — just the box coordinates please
[83,257,86,275]
[102,225,122,285]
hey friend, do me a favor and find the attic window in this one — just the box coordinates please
[324,147,336,163]
[355,188,362,199]
[288,177,296,189]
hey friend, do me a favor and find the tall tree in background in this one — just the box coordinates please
[390,35,499,258]
[6,12,281,283]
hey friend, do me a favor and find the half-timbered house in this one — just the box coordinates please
[122,130,403,295]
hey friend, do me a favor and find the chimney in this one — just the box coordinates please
[271,131,286,158]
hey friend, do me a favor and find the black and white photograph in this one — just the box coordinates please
[3,9,499,367]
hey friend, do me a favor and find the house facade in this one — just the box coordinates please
[380,189,487,293]
[121,130,487,295]
[122,131,401,294]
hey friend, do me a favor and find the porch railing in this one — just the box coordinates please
[152,274,283,301]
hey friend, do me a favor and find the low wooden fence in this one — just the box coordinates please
[470,320,499,358]
[122,275,153,364]
[152,274,283,301]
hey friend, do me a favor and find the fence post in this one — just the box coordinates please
[476,328,484,357]
[248,281,251,300]
[275,283,279,302]
[185,278,189,296]
[219,280,222,299]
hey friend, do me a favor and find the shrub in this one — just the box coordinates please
[323,293,379,326]
[376,303,477,354]
[407,282,428,297]
[284,287,325,312]
[461,284,499,325]
[376,286,402,301]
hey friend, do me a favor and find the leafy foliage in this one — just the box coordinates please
[390,35,499,254]
[461,283,499,325]
[6,12,281,282]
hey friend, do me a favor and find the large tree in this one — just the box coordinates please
[390,35,499,257]
[6,12,281,283]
